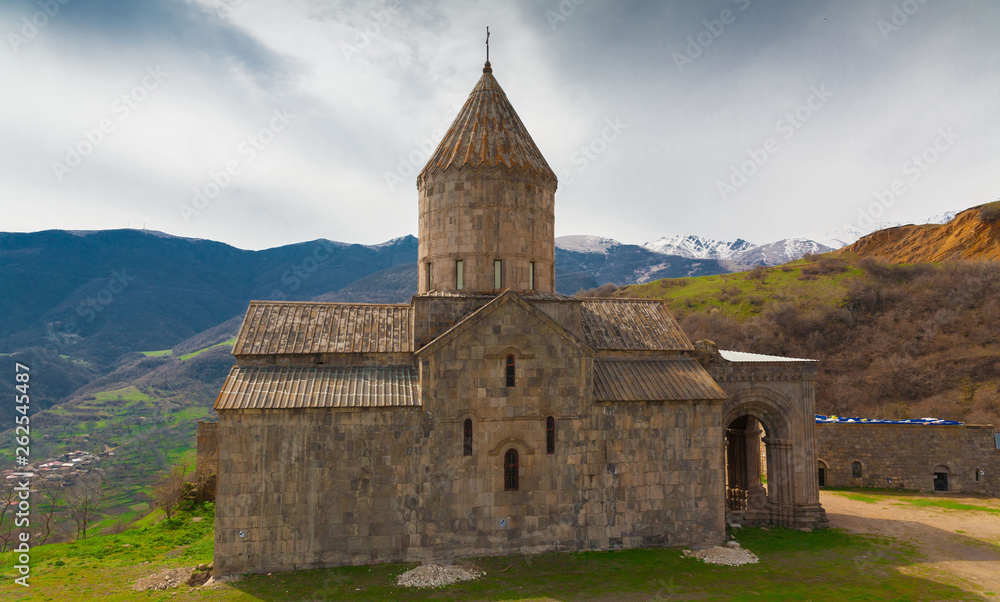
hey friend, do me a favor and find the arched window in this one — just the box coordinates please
[504,449,519,491]
[505,355,515,387]
[852,461,862,478]
[463,418,472,456]
[546,416,555,454]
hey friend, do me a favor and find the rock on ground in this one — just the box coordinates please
[395,564,485,588]
[683,546,759,566]
[134,568,192,591]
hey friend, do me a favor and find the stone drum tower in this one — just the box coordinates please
[417,60,557,294]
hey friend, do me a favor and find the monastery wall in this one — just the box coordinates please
[214,296,727,575]
[816,423,1000,497]
[213,403,726,576]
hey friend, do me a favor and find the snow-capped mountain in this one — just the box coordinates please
[642,235,755,261]
[820,209,959,248]
[641,235,832,267]
[557,234,832,270]
[735,239,834,266]
[925,210,958,225]
[821,221,902,249]
[554,235,621,254]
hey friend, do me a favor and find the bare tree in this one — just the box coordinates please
[0,480,17,552]
[152,464,190,520]
[65,473,107,540]
[35,480,64,545]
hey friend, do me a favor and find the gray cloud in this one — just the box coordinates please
[1,0,998,250]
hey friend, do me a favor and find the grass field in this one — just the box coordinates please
[621,259,861,319]
[0,506,979,601]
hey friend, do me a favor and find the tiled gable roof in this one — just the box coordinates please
[594,359,726,402]
[580,299,694,351]
[214,365,419,410]
[233,301,413,355]
[415,290,594,358]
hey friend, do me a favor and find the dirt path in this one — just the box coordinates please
[820,490,1000,599]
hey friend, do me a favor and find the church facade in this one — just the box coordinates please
[211,60,827,576]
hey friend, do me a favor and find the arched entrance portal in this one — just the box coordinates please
[720,386,824,529]
[724,413,793,526]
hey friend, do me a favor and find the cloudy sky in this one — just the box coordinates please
[2,0,998,250]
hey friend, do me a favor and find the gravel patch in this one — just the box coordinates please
[683,545,759,566]
[133,568,192,591]
[395,564,485,588]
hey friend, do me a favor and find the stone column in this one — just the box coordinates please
[745,418,767,510]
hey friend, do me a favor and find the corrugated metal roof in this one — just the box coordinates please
[214,365,420,410]
[580,299,694,351]
[594,359,727,402]
[233,301,413,355]
[419,63,556,182]
[720,350,816,363]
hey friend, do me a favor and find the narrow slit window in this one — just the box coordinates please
[506,355,515,387]
[529,261,536,290]
[463,418,472,456]
[456,260,464,290]
[494,259,502,289]
[426,262,433,290]
[546,416,555,454]
[504,449,519,491]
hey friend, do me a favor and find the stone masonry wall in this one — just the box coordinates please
[214,402,726,576]
[816,423,1000,497]
[418,168,556,294]
[196,421,218,477]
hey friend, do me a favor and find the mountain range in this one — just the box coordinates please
[557,234,834,272]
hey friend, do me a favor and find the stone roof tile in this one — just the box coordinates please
[214,365,419,410]
[594,359,727,402]
[580,299,694,351]
[233,301,413,355]
[419,63,556,182]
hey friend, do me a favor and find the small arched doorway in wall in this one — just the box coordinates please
[817,459,829,488]
[933,465,950,492]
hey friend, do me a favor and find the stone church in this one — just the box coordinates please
[211,59,828,576]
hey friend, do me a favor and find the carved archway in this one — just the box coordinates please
[722,387,799,527]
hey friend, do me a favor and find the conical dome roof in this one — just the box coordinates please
[419,63,556,182]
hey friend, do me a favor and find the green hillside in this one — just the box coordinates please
[624,256,859,319]
[0,341,233,536]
